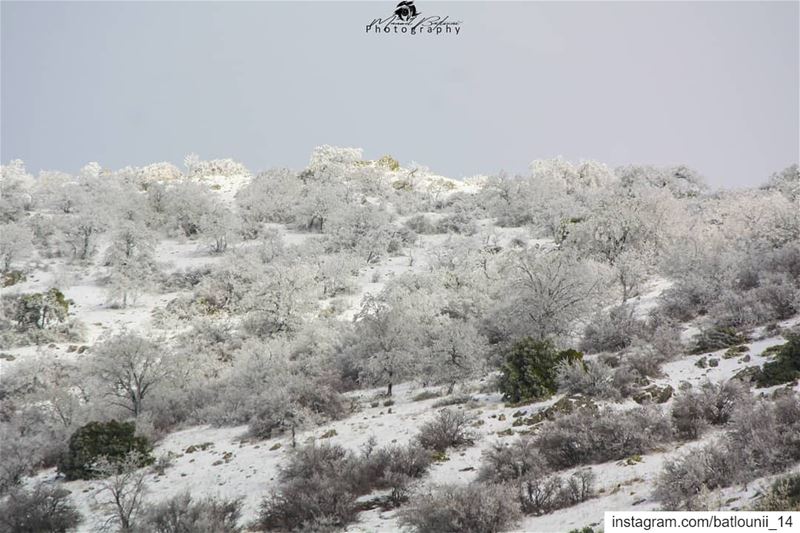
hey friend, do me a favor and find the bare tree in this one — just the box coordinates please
[93,452,148,532]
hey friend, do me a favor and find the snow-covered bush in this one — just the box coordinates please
[761,164,800,202]
[556,359,621,401]
[324,205,397,264]
[655,394,800,510]
[399,483,522,533]
[580,305,645,354]
[653,440,735,510]
[416,409,475,452]
[184,154,250,178]
[435,210,478,235]
[198,341,346,439]
[535,406,673,469]
[135,493,242,533]
[258,440,431,531]
[163,181,217,237]
[616,164,706,199]
[670,380,750,440]
[131,161,183,188]
[236,169,301,229]
[477,438,547,484]
[1,289,83,348]
[404,214,438,234]
[519,469,595,515]
[0,484,82,533]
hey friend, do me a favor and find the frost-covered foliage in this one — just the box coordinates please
[556,358,621,400]
[0,484,82,533]
[416,409,475,452]
[518,469,595,515]
[762,164,800,202]
[0,160,35,222]
[659,190,800,327]
[347,273,490,395]
[535,406,673,469]
[0,222,33,271]
[655,393,800,510]
[184,154,250,178]
[257,440,431,531]
[194,338,347,439]
[670,380,750,439]
[135,493,243,533]
[488,250,605,344]
[478,438,547,484]
[399,483,522,533]
[2,148,799,527]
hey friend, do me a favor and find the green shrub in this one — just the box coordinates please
[13,288,70,330]
[756,334,800,387]
[499,338,582,403]
[58,420,153,480]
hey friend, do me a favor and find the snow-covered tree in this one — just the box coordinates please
[0,222,33,271]
[616,164,706,198]
[324,205,398,264]
[423,316,488,393]
[184,154,250,178]
[762,164,799,202]
[490,250,606,343]
[350,282,431,396]
[199,204,239,254]
[104,221,157,307]
[236,168,302,231]
[164,181,215,237]
[89,332,167,417]
[0,160,35,222]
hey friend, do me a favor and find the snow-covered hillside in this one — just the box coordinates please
[1,152,799,532]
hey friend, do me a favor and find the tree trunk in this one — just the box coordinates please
[387,381,393,397]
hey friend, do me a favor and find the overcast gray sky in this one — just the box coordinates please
[2,1,798,187]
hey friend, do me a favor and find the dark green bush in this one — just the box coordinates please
[499,338,582,403]
[756,334,800,387]
[58,420,153,480]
